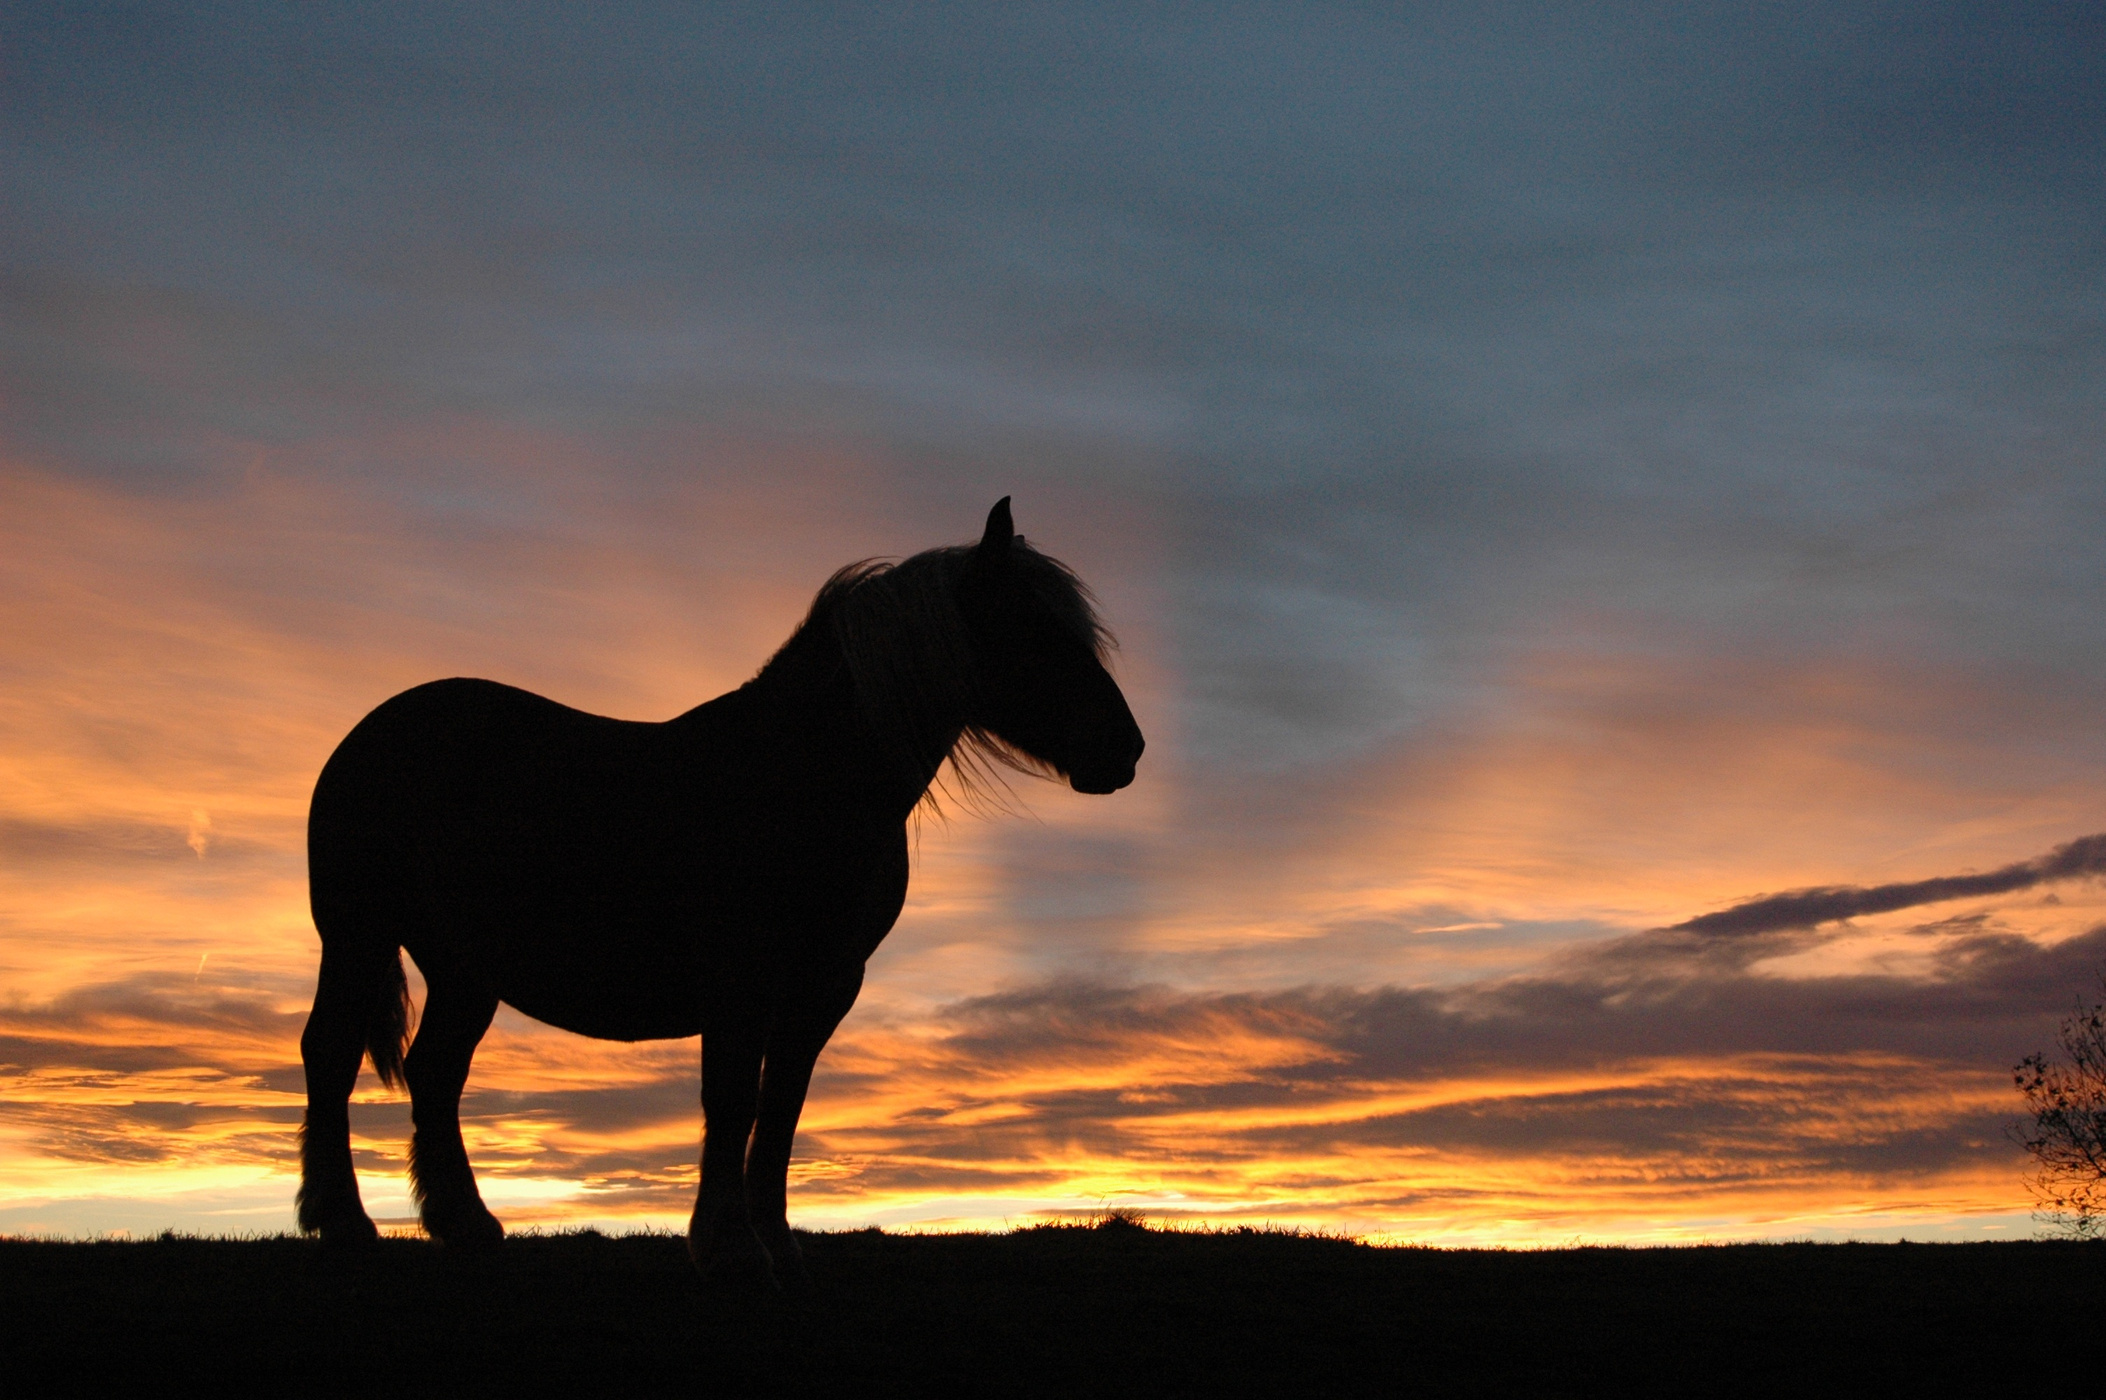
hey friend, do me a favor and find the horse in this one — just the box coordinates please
[294,498,1144,1283]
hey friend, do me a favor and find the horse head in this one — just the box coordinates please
[959,498,1145,795]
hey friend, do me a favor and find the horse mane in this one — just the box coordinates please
[765,537,1114,814]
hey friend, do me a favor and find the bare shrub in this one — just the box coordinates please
[2013,980,2106,1238]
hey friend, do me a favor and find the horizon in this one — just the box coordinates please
[4,1,2105,1247]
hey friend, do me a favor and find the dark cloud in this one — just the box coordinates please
[1290,1077,2008,1174]
[812,1064,2017,1190]
[921,923,2106,1088]
[0,973,306,1074]
[0,972,698,1187]
[1668,832,2106,937]
[0,975,312,1177]
[0,1098,301,1166]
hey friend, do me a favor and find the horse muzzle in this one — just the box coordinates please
[1069,766,1135,795]
[1067,732,1143,795]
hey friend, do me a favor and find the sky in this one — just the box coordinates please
[3,1,2104,1244]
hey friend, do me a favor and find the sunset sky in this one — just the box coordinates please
[5,2,2105,1244]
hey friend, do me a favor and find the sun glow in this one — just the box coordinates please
[0,454,2092,1245]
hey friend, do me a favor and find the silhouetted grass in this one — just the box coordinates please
[3,1218,2098,1396]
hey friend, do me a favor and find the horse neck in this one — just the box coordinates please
[738,625,962,822]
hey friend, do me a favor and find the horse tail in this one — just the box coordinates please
[365,950,415,1091]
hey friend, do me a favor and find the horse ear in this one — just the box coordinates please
[976,497,1016,560]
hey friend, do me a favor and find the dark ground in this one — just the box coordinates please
[2,1220,2098,1396]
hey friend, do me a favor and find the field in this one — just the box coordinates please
[3,1220,2097,1396]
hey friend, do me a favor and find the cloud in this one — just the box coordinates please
[890,921,2106,1090]
[1667,833,2106,938]
[9,916,2091,1231]
[0,973,308,1078]
[731,917,2105,1229]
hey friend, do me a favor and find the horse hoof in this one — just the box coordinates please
[311,1214,380,1250]
[427,1209,504,1251]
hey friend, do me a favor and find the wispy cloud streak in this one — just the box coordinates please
[1667,834,2106,939]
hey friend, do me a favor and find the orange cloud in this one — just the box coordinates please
[0,450,2090,1245]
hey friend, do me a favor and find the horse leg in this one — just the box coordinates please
[296,943,390,1245]
[688,1016,770,1285]
[404,975,503,1248]
[745,969,864,1287]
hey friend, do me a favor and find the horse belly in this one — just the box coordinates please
[500,976,702,1043]
[470,854,899,1042]
[460,898,711,1043]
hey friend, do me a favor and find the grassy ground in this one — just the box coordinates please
[2,1220,2097,1396]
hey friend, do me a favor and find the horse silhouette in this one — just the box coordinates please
[295,499,1144,1282]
